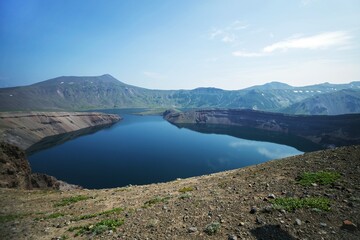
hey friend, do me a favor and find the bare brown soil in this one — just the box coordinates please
[0,145,359,239]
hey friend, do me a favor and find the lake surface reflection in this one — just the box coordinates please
[28,109,302,189]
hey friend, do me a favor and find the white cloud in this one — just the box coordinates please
[233,31,352,57]
[229,20,249,30]
[263,31,351,53]
[143,71,166,80]
[209,20,248,44]
[209,29,223,39]
[222,35,236,43]
[232,51,266,57]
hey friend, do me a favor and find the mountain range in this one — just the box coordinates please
[1,74,360,115]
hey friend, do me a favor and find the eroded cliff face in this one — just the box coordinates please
[0,111,121,150]
[0,142,80,190]
[164,109,360,149]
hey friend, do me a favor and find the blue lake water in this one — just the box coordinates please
[28,110,302,189]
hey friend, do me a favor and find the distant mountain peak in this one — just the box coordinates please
[246,81,292,90]
[31,74,124,87]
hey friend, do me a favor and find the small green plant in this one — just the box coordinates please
[0,214,23,223]
[179,193,191,199]
[143,196,171,208]
[54,195,91,207]
[271,197,331,211]
[69,219,124,236]
[71,207,123,221]
[298,171,340,186]
[218,181,228,189]
[178,186,194,193]
[204,221,220,235]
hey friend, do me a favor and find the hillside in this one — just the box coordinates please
[0,111,120,151]
[0,145,359,239]
[1,74,360,114]
[284,89,360,115]
[164,109,360,151]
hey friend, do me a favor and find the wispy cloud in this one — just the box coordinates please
[143,71,166,80]
[233,31,352,57]
[209,20,248,44]
[222,34,236,43]
[232,51,266,57]
[263,31,351,52]
[300,0,315,6]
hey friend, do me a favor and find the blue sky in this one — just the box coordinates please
[0,0,359,89]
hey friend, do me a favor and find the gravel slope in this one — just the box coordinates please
[0,145,359,239]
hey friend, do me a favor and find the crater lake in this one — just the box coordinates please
[28,109,304,189]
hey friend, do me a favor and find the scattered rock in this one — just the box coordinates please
[238,222,245,226]
[250,206,257,214]
[262,205,273,213]
[320,222,327,227]
[268,193,276,199]
[341,220,357,231]
[256,216,264,225]
[228,234,237,240]
[295,218,302,226]
[188,227,197,233]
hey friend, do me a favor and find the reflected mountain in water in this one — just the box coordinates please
[164,109,360,152]
[172,123,323,152]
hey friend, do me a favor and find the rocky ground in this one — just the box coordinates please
[0,145,359,239]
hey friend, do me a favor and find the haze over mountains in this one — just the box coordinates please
[1,74,360,115]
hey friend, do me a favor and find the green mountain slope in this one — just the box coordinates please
[284,89,360,115]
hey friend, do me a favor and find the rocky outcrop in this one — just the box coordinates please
[0,111,120,190]
[164,109,360,149]
[0,142,80,190]
[0,111,121,150]
[0,142,32,189]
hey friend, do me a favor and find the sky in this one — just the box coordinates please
[0,0,359,90]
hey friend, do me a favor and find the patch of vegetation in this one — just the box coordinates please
[71,207,123,221]
[143,196,171,208]
[54,195,91,207]
[114,187,129,192]
[271,197,331,211]
[69,219,124,236]
[298,171,340,186]
[179,193,191,199]
[147,218,159,228]
[204,221,220,235]
[218,180,229,189]
[0,214,24,223]
[178,186,194,193]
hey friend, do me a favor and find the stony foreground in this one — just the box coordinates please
[0,145,359,239]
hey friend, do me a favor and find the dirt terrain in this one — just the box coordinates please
[0,111,120,150]
[0,145,359,239]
